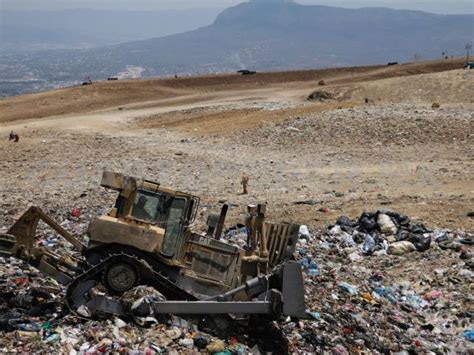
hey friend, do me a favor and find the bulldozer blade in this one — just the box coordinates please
[282,261,310,318]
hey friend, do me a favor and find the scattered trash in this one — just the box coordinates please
[298,225,311,240]
[286,210,473,352]
[207,339,226,353]
[377,213,397,235]
[338,282,358,295]
[362,234,375,255]
[464,330,474,342]
[0,206,472,353]
[302,257,320,276]
[408,234,431,252]
[70,208,81,218]
[423,290,442,300]
[388,240,416,255]
[293,199,318,206]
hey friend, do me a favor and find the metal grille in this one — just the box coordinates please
[191,248,231,281]
[266,222,299,268]
[192,249,213,275]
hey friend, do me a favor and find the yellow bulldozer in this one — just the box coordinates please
[0,171,307,347]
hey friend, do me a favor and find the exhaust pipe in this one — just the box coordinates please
[214,204,228,240]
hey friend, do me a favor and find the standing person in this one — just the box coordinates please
[241,171,249,195]
[9,131,14,141]
[14,133,19,143]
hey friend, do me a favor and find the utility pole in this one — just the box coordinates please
[466,43,472,62]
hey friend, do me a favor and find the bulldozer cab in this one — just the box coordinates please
[128,188,195,257]
[96,171,199,258]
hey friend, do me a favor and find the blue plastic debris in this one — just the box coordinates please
[339,282,358,295]
[464,329,474,342]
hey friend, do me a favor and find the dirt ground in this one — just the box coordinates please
[0,60,472,231]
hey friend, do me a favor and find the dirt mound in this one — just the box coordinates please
[334,69,474,104]
[235,104,473,148]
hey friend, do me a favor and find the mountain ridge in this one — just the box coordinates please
[1,1,472,97]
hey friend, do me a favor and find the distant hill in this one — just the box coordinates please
[1,0,472,97]
[112,1,472,71]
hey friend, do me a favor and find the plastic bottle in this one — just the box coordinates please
[308,260,320,276]
[362,234,375,255]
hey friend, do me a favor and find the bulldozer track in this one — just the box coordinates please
[68,253,198,308]
[67,253,289,353]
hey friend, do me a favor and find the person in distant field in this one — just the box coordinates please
[241,171,249,195]
[8,131,19,142]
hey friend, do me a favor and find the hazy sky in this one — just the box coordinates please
[1,0,473,14]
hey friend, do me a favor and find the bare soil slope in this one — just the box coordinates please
[0,58,465,123]
[0,58,472,229]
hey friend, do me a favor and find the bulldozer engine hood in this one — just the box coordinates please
[88,216,164,253]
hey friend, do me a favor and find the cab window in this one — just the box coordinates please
[132,191,161,223]
[132,190,187,227]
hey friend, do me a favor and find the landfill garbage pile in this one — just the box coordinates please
[1,201,473,353]
[0,253,259,353]
[289,210,473,353]
[222,223,248,248]
[0,255,254,353]
[321,209,472,259]
[219,210,474,353]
